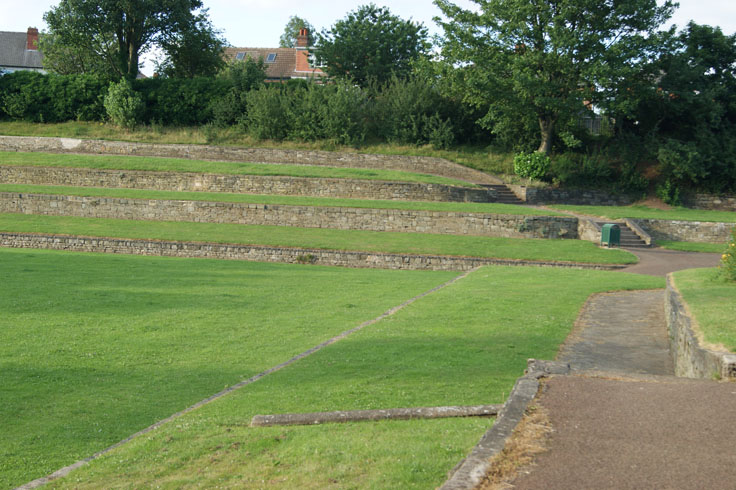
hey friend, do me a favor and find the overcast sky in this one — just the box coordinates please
[1,0,734,76]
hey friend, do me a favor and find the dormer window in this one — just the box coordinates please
[265,53,277,63]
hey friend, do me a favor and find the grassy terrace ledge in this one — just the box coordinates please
[549,204,736,223]
[0,214,636,264]
[0,184,563,215]
[0,151,479,188]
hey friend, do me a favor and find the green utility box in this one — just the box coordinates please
[601,223,621,248]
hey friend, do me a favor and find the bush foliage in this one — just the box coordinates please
[720,228,736,282]
[103,80,143,129]
[513,152,550,180]
[2,19,736,197]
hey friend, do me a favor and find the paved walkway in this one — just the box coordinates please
[622,247,721,276]
[500,246,733,489]
[557,290,673,376]
[511,375,736,490]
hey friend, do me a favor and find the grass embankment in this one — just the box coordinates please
[656,241,727,253]
[0,151,475,187]
[0,248,458,489]
[0,214,637,264]
[0,183,563,216]
[549,204,736,223]
[0,121,516,177]
[45,265,663,489]
[672,268,736,352]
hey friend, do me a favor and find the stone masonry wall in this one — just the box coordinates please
[688,194,736,212]
[0,233,621,271]
[0,166,494,203]
[0,192,579,239]
[0,135,499,185]
[508,185,633,206]
[665,275,736,379]
[634,218,734,243]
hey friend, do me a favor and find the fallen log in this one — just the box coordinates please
[250,404,501,427]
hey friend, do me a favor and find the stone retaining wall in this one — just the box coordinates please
[577,218,602,243]
[0,233,622,271]
[0,165,494,203]
[665,275,736,379]
[634,218,734,243]
[0,135,499,185]
[688,193,736,212]
[0,192,578,239]
[508,185,633,206]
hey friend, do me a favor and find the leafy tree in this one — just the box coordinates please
[155,10,227,78]
[435,0,676,153]
[642,23,736,192]
[279,15,315,48]
[43,0,208,80]
[37,32,112,76]
[210,58,268,126]
[315,4,430,87]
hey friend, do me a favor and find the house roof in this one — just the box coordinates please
[0,31,43,69]
[223,47,325,80]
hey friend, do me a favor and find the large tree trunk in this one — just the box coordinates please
[538,116,556,154]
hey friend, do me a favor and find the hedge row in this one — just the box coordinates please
[0,71,483,149]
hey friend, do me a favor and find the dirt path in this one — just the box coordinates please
[511,375,736,490]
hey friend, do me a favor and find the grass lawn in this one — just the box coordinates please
[0,121,516,177]
[548,204,736,223]
[656,241,728,253]
[672,268,736,352]
[0,213,638,264]
[0,151,475,187]
[0,183,564,216]
[0,248,458,489]
[47,266,663,489]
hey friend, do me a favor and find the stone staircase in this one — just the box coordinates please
[597,221,649,248]
[483,184,525,205]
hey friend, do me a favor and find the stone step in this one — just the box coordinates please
[482,184,524,205]
[596,221,649,248]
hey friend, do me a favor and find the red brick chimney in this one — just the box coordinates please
[26,27,39,51]
[296,28,309,48]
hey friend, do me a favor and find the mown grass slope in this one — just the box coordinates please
[38,265,663,489]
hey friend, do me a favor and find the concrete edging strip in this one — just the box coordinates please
[0,232,628,271]
[13,268,478,490]
[439,360,570,490]
[250,404,502,427]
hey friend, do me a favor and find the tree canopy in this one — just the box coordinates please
[435,0,676,153]
[155,10,227,78]
[42,0,211,80]
[279,16,315,48]
[315,4,430,87]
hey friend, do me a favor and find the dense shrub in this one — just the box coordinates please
[103,80,143,129]
[243,80,367,146]
[133,77,229,126]
[720,228,736,282]
[210,59,268,126]
[371,76,457,149]
[243,87,292,140]
[0,71,107,122]
[513,152,550,180]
